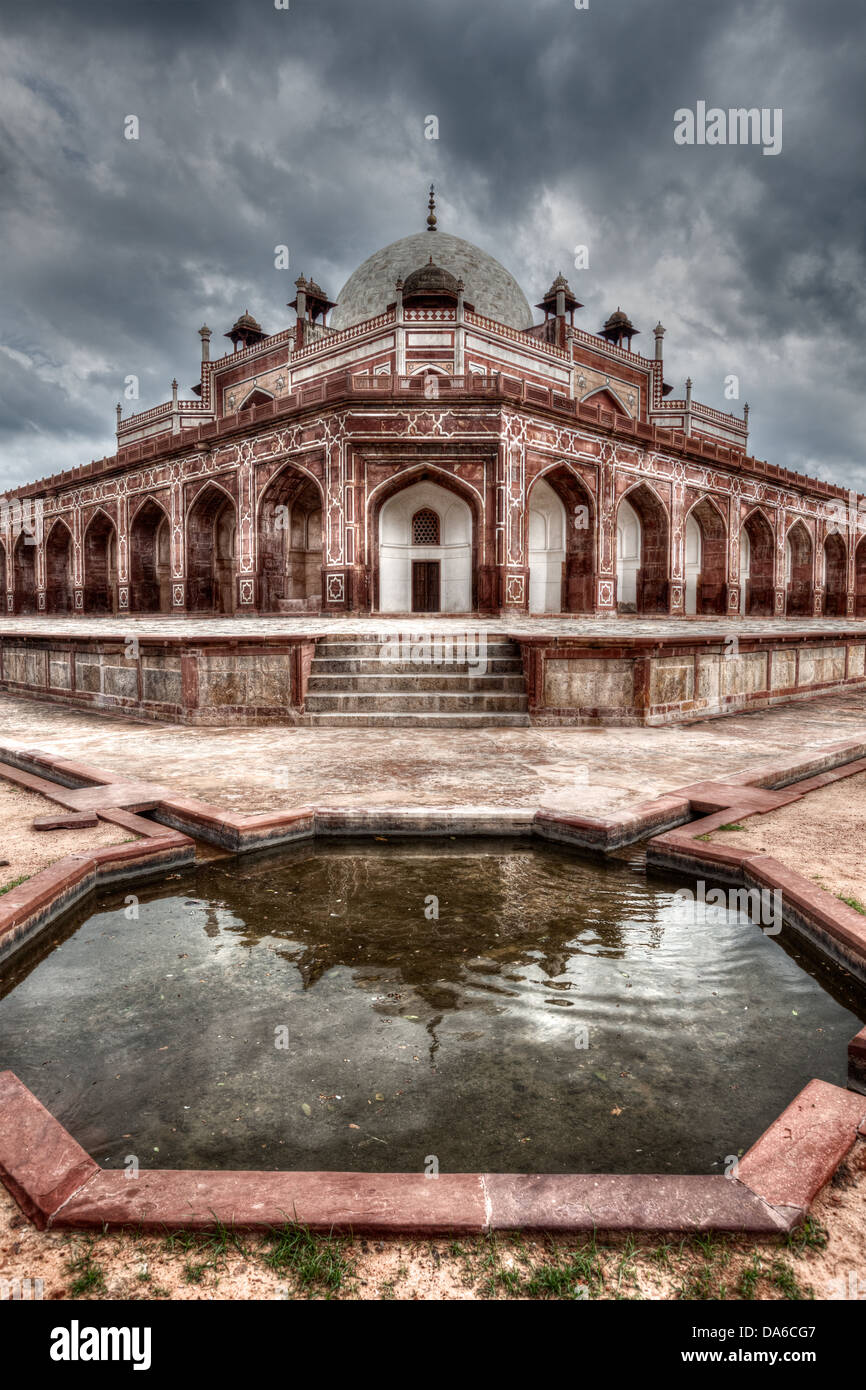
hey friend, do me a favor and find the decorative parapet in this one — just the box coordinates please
[465,309,570,360]
[292,311,395,361]
[2,373,862,515]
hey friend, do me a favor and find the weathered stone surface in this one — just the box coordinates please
[32,811,99,830]
[484,1173,792,1233]
[771,647,797,690]
[798,645,846,685]
[649,654,694,706]
[722,649,768,697]
[738,1079,865,1209]
[55,1169,488,1235]
[543,657,634,709]
[0,1071,98,1227]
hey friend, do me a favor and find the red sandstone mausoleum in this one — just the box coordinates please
[3,191,865,621]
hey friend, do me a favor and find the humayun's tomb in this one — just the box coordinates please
[2,190,866,727]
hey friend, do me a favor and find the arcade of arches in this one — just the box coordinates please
[5,470,866,618]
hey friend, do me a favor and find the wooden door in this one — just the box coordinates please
[412,560,440,612]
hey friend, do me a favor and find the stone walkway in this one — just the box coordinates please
[1,689,865,818]
[2,614,866,639]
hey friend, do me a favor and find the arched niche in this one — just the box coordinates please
[378,479,473,613]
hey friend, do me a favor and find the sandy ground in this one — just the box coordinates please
[707,771,866,907]
[0,780,136,894]
[1,1144,864,1301]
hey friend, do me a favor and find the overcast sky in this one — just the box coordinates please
[0,0,863,495]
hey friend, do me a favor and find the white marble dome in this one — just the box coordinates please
[330,230,533,332]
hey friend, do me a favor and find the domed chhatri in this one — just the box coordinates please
[400,256,462,302]
[330,229,534,331]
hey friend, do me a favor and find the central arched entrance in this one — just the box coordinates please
[130,499,171,613]
[616,484,669,614]
[258,465,323,612]
[186,485,237,614]
[378,479,473,613]
[83,511,118,613]
[45,519,74,612]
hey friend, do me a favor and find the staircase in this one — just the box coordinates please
[303,634,530,727]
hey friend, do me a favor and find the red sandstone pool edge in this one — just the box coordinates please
[0,1071,862,1236]
[2,740,866,1235]
[645,755,866,981]
[3,737,866,976]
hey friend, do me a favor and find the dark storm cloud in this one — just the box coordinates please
[0,0,864,491]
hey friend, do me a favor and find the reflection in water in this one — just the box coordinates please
[0,838,862,1176]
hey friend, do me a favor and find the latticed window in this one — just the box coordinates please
[412,508,440,545]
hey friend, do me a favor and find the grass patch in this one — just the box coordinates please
[161,1220,247,1260]
[66,1249,107,1298]
[697,822,747,841]
[786,1217,828,1255]
[523,1250,603,1300]
[837,893,866,914]
[261,1222,354,1296]
[0,874,30,896]
[736,1253,813,1301]
[479,1236,604,1300]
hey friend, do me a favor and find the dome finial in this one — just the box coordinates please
[427,184,437,231]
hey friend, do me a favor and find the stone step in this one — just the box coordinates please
[312,639,520,659]
[304,711,532,728]
[305,632,528,726]
[310,657,524,676]
[306,672,527,693]
[304,690,529,714]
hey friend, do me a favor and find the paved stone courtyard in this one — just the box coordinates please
[3,614,866,639]
[2,687,865,818]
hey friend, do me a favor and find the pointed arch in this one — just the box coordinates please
[616,481,669,613]
[12,529,37,614]
[83,508,118,613]
[856,535,866,618]
[367,462,485,525]
[238,386,275,412]
[371,469,479,613]
[257,460,324,612]
[130,497,172,613]
[45,516,74,613]
[684,495,728,615]
[527,462,596,613]
[581,385,632,416]
[741,507,775,616]
[786,518,813,617]
[186,482,237,614]
[823,530,847,617]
